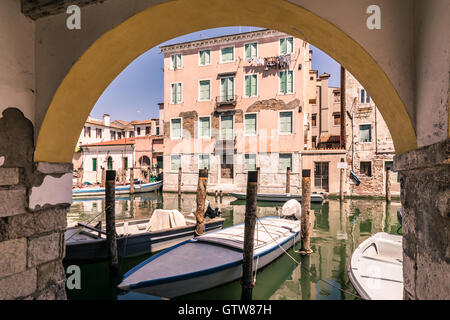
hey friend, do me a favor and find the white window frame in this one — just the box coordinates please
[244,112,258,137]
[198,79,211,102]
[244,153,257,171]
[219,114,234,140]
[170,82,183,104]
[197,154,210,170]
[170,53,183,70]
[279,153,293,172]
[170,117,183,140]
[220,76,235,101]
[198,116,211,139]
[279,37,294,55]
[244,41,258,59]
[360,88,371,104]
[220,45,235,64]
[198,48,212,66]
[278,110,294,135]
[278,70,295,95]
[359,123,372,143]
[243,74,258,98]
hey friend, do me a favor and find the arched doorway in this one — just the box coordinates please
[34,0,417,163]
[139,156,151,167]
[107,156,113,170]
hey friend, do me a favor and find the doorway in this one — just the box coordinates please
[314,162,329,191]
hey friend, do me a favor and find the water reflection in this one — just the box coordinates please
[65,193,402,300]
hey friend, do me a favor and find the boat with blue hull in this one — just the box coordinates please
[118,217,301,298]
[72,180,162,198]
[230,192,323,203]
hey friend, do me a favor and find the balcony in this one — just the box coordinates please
[215,95,238,108]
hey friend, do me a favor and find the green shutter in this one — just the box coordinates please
[280,112,293,134]
[124,157,128,170]
[171,118,181,138]
[221,47,234,62]
[171,83,176,103]
[176,83,182,103]
[279,154,292,172]
[245,114,257,135]
[287,71,293,93]
[245,76,251,97]
[200,50,210,65]
[251,75,257,96]
[287,38,293,53]
[199,80,210,100]
[280,38,287,54]
[221,77,234,101]
[92,158,97,171]
[199,117,210,138]
[221,115,233,140]
[245,43,257,59]
[280,71,287,93]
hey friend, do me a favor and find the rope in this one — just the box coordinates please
[66,210,104,241]
[256,217,361,299]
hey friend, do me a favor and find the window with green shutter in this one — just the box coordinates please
[124,157,128,170]
[198,154,210,170]
[244,42,257,59]
[199,117,210,138]
[280,37,293,54]
[220,77,234,101]
[171,155,181,171]
[244,154,257,171]
[279,70,293,94]
[92,158,97,171]
[279,154,292,172]
[279,111,293,134]
[199,80,210,101]
[221,115,233,140]
[171,83,182,104]
[171,118,182,139]
[244,114,257,136]
[171,54,182,69]
[221,46,234,62]
[244,74,257,97]
[199,49,211,65]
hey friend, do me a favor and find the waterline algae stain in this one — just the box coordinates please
[64,192,402,300]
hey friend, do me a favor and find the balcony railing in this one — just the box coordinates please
[215,95,238,107]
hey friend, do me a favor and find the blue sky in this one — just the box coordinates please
[90,26,341,122]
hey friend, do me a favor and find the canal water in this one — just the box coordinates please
[64,192,402,300]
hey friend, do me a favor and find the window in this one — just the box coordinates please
[312,136,317,148]
[279,154,292,172]
[92,158,97,171]
[280,37,294,54]
[198,154,210,170]
[311,114,317,127]
[360,161,372,176]
[244,113,257,136]
[129,131,134,138]
[111,131,116,140]
[170,53,182,69]
[244,74,257,97]
[220,77,234,101]
[170,118,182,139]
[279,70,294,94]
[199,49,211,65]
[220,115,234,140]
[334,113,341,125]
[244,42,257,59]
[279,111,293,134]
[221,46,234,63]
[171,155,181,171]
[96,128,102,139]
[198,116,211,139]
[171,83,182,104]
[123,157,128,170]
[84,126,91,137]
[199,80,211,101]
[361,88,371,103]
[156,127,160,136]
[244,154,257,171]
[118,132,122,139]
[145,126,150,135]
[360,124,372,142]
[137,127,141,136]
[107,157,113,170]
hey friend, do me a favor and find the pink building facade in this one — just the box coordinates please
[160,29,311,192]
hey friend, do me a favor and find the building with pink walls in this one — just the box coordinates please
[160,29,311,193]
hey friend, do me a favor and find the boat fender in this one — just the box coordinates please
[350,171,361,186]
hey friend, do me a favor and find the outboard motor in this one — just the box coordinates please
[204,203,221,219]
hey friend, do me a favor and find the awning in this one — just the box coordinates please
[218,71,236,77]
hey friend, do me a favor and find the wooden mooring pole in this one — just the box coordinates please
[286,167,291,194]
[130,168,134,194]
[241,170,258,300]
[300,169,313,255]
[257,167,260,193]
[339,167,345,201]
[195,169,208,235]
[386,168,391,202]
[105,170,118,272]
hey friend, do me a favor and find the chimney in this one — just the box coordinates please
[103,114,110,127]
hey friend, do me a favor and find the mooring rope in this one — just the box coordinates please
[66,210,104,241]
[255,216,361,299]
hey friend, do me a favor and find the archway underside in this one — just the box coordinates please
[34,0,417,163]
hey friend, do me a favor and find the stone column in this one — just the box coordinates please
[394,139,449,300]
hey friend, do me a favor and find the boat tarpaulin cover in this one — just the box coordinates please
[147,209,186,232]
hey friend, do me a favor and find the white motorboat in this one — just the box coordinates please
[72,180,162,198]
[118,216,301,298]
[347,232,403,300]
[230,192,323,203]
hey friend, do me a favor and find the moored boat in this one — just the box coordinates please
[72,180,162,198]
[230,192,323,203]
[65,209,225,262]
[118,217,301,298]
[347,232,403,300]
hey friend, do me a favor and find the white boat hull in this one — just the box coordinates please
[231,192,323,203]
[72,180,162,198]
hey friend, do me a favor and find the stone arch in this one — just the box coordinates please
[34,0,417,163]
[138,156,151,167]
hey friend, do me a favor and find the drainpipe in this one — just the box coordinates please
[374,103,378,154]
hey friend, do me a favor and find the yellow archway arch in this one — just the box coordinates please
[34,0,417,163]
